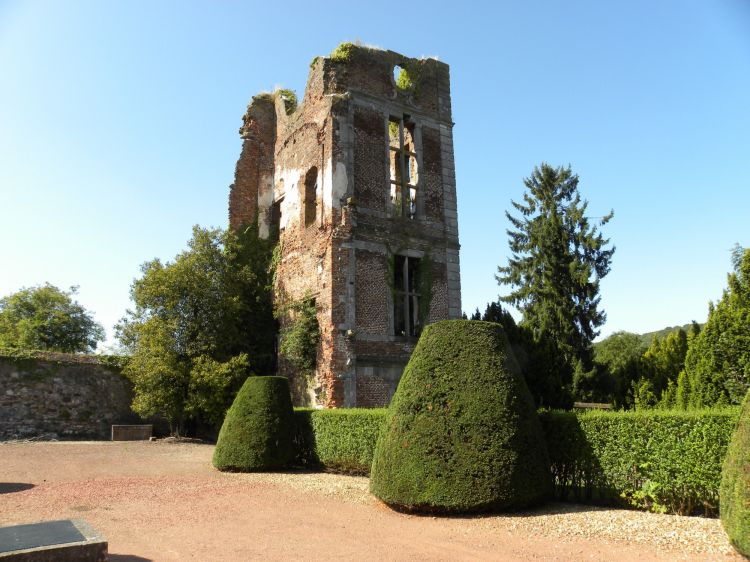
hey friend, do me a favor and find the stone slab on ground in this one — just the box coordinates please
[0,519,107,561]
[111,425,152,441]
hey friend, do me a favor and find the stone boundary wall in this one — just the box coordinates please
[0,351,139,440]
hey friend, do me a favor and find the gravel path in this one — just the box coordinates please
[0,441,742,561]
[226,470,738,558]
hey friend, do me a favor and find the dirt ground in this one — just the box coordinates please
[0,442,742,562]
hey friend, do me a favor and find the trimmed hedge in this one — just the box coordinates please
[369,320,552,512]
[213,376,295,471]
[540,408,739,514]
[293,408,386,473]
[720,391,750,555]
[292,406,738,515]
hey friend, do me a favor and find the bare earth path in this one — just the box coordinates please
[0,442,742,561]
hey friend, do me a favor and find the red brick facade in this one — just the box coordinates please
[229,45,461,407]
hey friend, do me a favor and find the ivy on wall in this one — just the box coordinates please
[278,295,320,375]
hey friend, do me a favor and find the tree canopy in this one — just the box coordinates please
[117,224,277,434]
[0,283,105,353]
[593,331,645,408]
[497,163,614,398]
[682,246,750,407]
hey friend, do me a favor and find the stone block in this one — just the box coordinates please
[111,424,152,441]
[0,519,107,561]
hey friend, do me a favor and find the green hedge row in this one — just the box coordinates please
[539,409,739,515]
[293,408,386,474]
[293,407,738,514]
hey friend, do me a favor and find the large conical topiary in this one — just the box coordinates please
[213,376,295,471]
[370,320,552,512]
[720,389,750,556]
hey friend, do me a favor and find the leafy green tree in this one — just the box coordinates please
[632,377,658,410]
[497,163,614,399]
[674,370,691,410]
[642,328,689,398]
[0,284,104,353]
[593,331,645,408]
[682,246,750,407]
[117,224,277,435]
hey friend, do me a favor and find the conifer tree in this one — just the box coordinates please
[497,163,614,388]
[682,246,750,407]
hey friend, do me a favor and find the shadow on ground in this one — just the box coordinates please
[0,483,34,494]
[377,499,617,519]
[109,555,152,562]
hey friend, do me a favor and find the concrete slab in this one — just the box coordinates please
[0,519,107,561]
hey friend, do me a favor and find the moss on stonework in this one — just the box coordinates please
[276,89,298,115]
[0,347,127,370]
[395,62,422,98]
[329,42,358,63]
[251,92,274,104]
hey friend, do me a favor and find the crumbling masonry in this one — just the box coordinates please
[228,44,461,407]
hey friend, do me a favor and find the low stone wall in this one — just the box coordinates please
[0,351,138,440]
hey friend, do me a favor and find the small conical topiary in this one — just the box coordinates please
[720,389,750,556]
[213,376,295,471]
[370,320,552,513]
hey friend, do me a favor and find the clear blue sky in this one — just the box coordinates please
[1,0,749,348]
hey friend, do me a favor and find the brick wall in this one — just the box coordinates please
[228,44,462,408]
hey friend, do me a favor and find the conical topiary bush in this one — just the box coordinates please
[370,320,552,513]
[720,389,750,556]
[213,376,295,471]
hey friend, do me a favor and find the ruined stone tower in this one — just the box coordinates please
[228,43,461,407]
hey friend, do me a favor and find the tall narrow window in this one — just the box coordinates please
[270,197,283,241]
[393,255,421,337]
[304,167,318,227]
[389,116,418,219]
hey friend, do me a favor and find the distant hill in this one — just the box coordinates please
[636,323,701,346]
[594,323,702,350]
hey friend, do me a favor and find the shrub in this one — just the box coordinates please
[720,391,750,555]
[540,408,739,514]
[293,408,386,473]
[288,405,738,515]
[213,376,295,471]
[370,320,552,512]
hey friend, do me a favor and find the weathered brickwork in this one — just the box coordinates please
[353,107,387,212]
[0,353,139,440]
[355,250,390,334]
[229,44,461,407]
[422,126,444,221]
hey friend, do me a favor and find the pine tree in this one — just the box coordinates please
[497,163,614,386]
